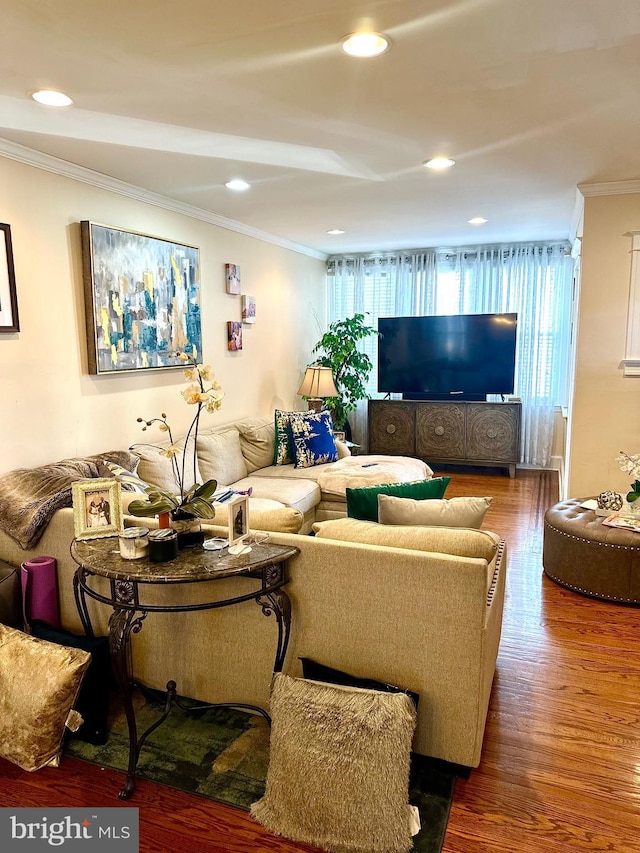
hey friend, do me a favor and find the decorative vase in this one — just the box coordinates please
[170,509,205,549]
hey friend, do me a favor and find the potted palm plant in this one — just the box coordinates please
[310,313,378,433]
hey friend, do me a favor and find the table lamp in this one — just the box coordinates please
[297,366,338,412]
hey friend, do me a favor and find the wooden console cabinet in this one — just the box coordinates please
[368,399,522,478]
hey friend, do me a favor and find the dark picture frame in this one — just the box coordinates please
[0,223,19,333]
[80,221,202,374]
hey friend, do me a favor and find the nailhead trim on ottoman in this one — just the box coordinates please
[543,498,640,604]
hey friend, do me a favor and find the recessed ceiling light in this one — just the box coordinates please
[423,157,456,171]
[225,179,250,191]
[468,217,488,225]
[31,89,74,107]
[340,32,391,57]
[327,229,345,235]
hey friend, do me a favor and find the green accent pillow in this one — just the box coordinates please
[346,477,451,522]
[273,409,296,466]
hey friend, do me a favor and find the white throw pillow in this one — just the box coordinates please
[378,494,492,529]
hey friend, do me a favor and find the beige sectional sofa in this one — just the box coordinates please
[131,415,432,533]
[0,414,506,768]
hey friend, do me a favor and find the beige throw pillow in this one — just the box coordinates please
[313,517,500,562]
[235,417,276,472]
[0,625,90,771]
[378,494,492,529]
[130,434,200,493]
[251,673,416,853]
[196,428,248,485]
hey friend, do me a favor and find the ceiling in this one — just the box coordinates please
[1,0,640,257]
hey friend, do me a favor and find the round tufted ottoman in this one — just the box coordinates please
[543,499,640,604]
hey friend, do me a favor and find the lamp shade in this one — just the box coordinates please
[297,366,338,399]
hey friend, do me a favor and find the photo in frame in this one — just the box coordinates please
[0,223,19,333]
[72,479,123,540]
[80,221,202,374]
[241,294,256,324]
[227,321,243,351]
[228,494,250,553]
[225,263,241,295]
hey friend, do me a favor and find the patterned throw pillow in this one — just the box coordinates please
[101,460,148,493]
[288,410,338,469]
[273,409,297,466]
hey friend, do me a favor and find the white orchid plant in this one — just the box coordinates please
[128,351,224,520]
[616,451,640,503]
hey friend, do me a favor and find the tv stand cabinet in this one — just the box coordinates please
[368,399,521,478]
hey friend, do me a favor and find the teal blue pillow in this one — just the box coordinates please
[273,409,296,465]
[289,410,338,469]
[346,477,451,522]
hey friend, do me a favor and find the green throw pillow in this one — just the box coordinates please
[346,477,450,522]
[273,409,296,466]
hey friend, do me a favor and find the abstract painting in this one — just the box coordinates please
[80,221,201,374]
[225,263,241,295]
[227,321,243,351]
[0,223,19,333]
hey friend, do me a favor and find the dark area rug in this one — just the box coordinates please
[65,691,455,853]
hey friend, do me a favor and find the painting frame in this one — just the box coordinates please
[80,221,202,375]
[241,294,256,324]
[225,263,241,295]
[0,223,19,333]
[72,478,123,541]
[228,494,249,549]
[227,321,243,351]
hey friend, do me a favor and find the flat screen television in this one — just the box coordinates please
[377,313,517,400]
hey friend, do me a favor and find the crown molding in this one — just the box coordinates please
[578,178,640,197]
[0,137,327,261]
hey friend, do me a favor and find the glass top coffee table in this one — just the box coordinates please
[71,536,299,799]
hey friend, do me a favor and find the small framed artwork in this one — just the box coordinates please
[0,223,19,333]
[225,263,241,295]
[72,479,123,540]
[228,494,250,554]
[241,294,256,324]
[227,321,243,351]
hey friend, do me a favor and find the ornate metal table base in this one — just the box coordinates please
[71,539,297,799]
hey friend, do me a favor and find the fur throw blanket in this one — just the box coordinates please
[0,451,138,550]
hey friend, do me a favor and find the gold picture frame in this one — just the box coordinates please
[72,479,123,540]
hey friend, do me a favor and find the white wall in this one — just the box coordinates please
[0,156,327,474]
[567,190,640,498]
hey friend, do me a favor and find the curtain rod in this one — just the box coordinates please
[327,240,571,263]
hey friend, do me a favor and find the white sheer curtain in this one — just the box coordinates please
[327,242,574,467]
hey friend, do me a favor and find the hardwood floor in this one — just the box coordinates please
[2,469,640,852]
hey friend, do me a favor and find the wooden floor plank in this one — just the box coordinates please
[2,467,640,852]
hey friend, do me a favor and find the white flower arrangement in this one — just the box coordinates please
[129,351,224,519]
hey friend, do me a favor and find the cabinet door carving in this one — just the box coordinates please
[465,404,520,461]
[416,404,465,458]
[368,402,415,455]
